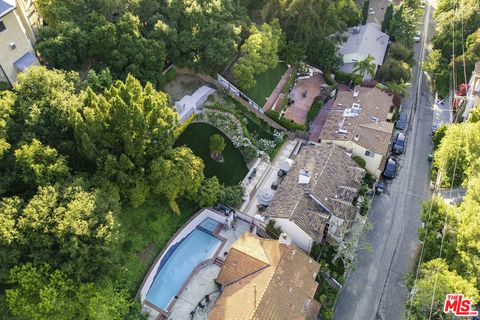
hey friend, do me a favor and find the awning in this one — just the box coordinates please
[14,52,38,71]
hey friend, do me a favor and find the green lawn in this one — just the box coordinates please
[243,62,288,107]
[115,197,199,295]
[175,122,248,185]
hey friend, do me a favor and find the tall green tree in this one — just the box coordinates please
[353,55,376,79]
[0,185,118,282]
[6,263,130,320]
[0,91,14,158]
[232,21,283,90]
[149,147,205,214]
[14,139,70,187]
[209,134,226,158]
[74,75,178,207]
[409,259,479,320]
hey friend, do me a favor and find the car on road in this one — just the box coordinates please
[383,157,397,179]
[277,169,287,177]
[392,133,406,154]
[396,111,407,130]
[413,31,421,42]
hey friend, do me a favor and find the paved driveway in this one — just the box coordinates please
[334,2,436,319]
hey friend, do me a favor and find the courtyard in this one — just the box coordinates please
[284,73,325,124]
[174,122,248,185]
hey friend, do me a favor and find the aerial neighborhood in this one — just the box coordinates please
[1,0,479,320]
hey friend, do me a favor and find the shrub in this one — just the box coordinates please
[324,73,337,87]
[389,42,414,64]
[165,67,177,83]
[266,219,283,239]
[174,114,196,138]
[334,71,362,85]
[307,101,324,123]
[362,0,370,24]
[219,184,245,208]
[266,110,307,131]
[352,156,366,169]
[0,81,9,91]
[378,58,411,82]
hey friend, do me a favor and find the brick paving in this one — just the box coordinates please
[284,73,324,124]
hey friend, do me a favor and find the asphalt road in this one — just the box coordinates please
[333,2,437,320]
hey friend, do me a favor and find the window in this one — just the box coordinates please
[0,21,6,32]
[365,150,375,157]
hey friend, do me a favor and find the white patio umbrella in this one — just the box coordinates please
[257,189,274,206]
[277,157,295,172]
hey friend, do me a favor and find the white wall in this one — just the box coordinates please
[321,139,383,178]
[275,218,313,253]
[0,10,37,83]
[139,209,231,302]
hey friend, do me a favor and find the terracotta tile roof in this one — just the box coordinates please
[318,87,394,156]
[210,233,321,320]
[264,144,365,241]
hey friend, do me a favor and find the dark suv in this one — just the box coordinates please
[383,157,397,178]
[396,112,407,130]
[392,133,406,154]
[213,203,235,216]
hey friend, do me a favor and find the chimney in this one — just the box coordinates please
[279,233,292,246]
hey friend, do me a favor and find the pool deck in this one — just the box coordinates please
[167,219,251,320]
[140,208,253,320]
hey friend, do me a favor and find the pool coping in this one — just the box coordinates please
[136,208,231,319]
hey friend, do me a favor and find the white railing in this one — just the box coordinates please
[217,74,262,112]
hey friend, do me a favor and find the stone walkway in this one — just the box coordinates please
[263,66,295,112]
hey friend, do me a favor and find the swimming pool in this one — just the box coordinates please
[145,228,222,311]
[197,217,220,234]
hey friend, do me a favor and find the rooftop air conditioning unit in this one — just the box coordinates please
[9,42,16,49]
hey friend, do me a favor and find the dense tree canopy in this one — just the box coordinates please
[6,263,131,320]
[410,259,479,320]
[232,21,283,90]
[0,185,118,282]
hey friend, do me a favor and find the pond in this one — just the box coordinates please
[174,122,248,185]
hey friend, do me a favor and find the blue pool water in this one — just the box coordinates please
[146,229,221,310]
[197,217,220,233]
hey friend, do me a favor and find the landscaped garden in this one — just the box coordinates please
[243,62,288,106]
[175,123,248,185]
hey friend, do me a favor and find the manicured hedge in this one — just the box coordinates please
[165,67,177,83]
[334,71,362,85]
[266,110,307,131]
[352,156,366,169]
[307,101,324,123]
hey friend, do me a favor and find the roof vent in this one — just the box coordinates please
[354,134,360,141]
[338,128,348,134]
[372,116,379,122]
[298,169,311,184]
[353,89,360,97]
[9,42,16,50]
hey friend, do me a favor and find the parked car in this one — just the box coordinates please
[257,204,268,212]
[383,157,397,178]
[413,31,421,42]
[277,169,287,177]
[392,133,406,154]
[271,181,278,190]
[213,203,235,216]
[396,112,407,130]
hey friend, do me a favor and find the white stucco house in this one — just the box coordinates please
[0,0,39,86]
[319,86,394,178]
